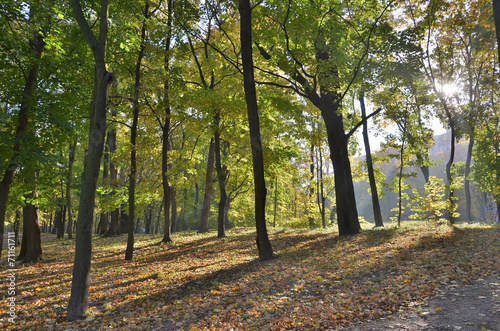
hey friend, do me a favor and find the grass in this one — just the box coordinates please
[1,222,499,330]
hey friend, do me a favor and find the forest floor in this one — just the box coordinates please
[1,222,499,330]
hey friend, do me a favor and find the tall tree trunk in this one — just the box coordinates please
[321,106,361,236]
[0,27,45,259]
[160,0,173,244]
[464,133,475,222]
[67,141,76,239]
[308,144,316,227]
[318,149,327,228]
[17,172,42,263]
[359,92,383,227]
[125,3,148,261]
[199,140,215,233]
[443,104,456,224]
[68,0,111,320]
[239,0,273,260]
[214,114,228,238]
[107,109,120,235]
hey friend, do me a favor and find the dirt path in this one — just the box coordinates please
[353,276,500,331]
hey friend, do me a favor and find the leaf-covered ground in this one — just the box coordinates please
[1,223,499,330]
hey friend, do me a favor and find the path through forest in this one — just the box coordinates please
[356,275,500,330]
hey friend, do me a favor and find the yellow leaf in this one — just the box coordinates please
[175,302,183,310]
[233,286,240,291]
[435,307,442,312]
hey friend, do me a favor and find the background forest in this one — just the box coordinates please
[1,0,500,325]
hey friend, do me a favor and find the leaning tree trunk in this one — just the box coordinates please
[239,0,274,260]
[67,0,112,320]
[360,92,383,227]
[199,140,215,233]
[0,27,45,259]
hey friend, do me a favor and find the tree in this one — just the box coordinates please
[252,0,392,235]
[67,0,113,320]
[199,140,215,233]
[359,92,383,227]
[239,0,273,260]
[125,2,151,261]
[0,2,46,258]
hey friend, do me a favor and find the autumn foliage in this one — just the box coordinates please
[1,223,499,330]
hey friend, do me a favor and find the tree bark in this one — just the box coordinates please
[0,27,45,259]
[359,92,383,227]
[67,0,111,320]
[199,140,216,233]
[239,0,273,261]
[17,172,42,263]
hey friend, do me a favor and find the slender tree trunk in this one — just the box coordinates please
[273,176,278,228]
[464,132,475,222]
[308,144,316,227]
[156,200,163,234]
[17,172,42,263]
[107,109,120,235]
[239,0,273,260]
[68,0,111,320]
[397,136,406,227]
[214,115,228,238]
[67,141,76,239]
[160,0,173,244]
[0,28,45,259]
[443,107,456,224]
[359,92,383,227]
[125,3,148,261]
[318,149,327,228]
[199,140,215,233]
[170,185,177,232]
